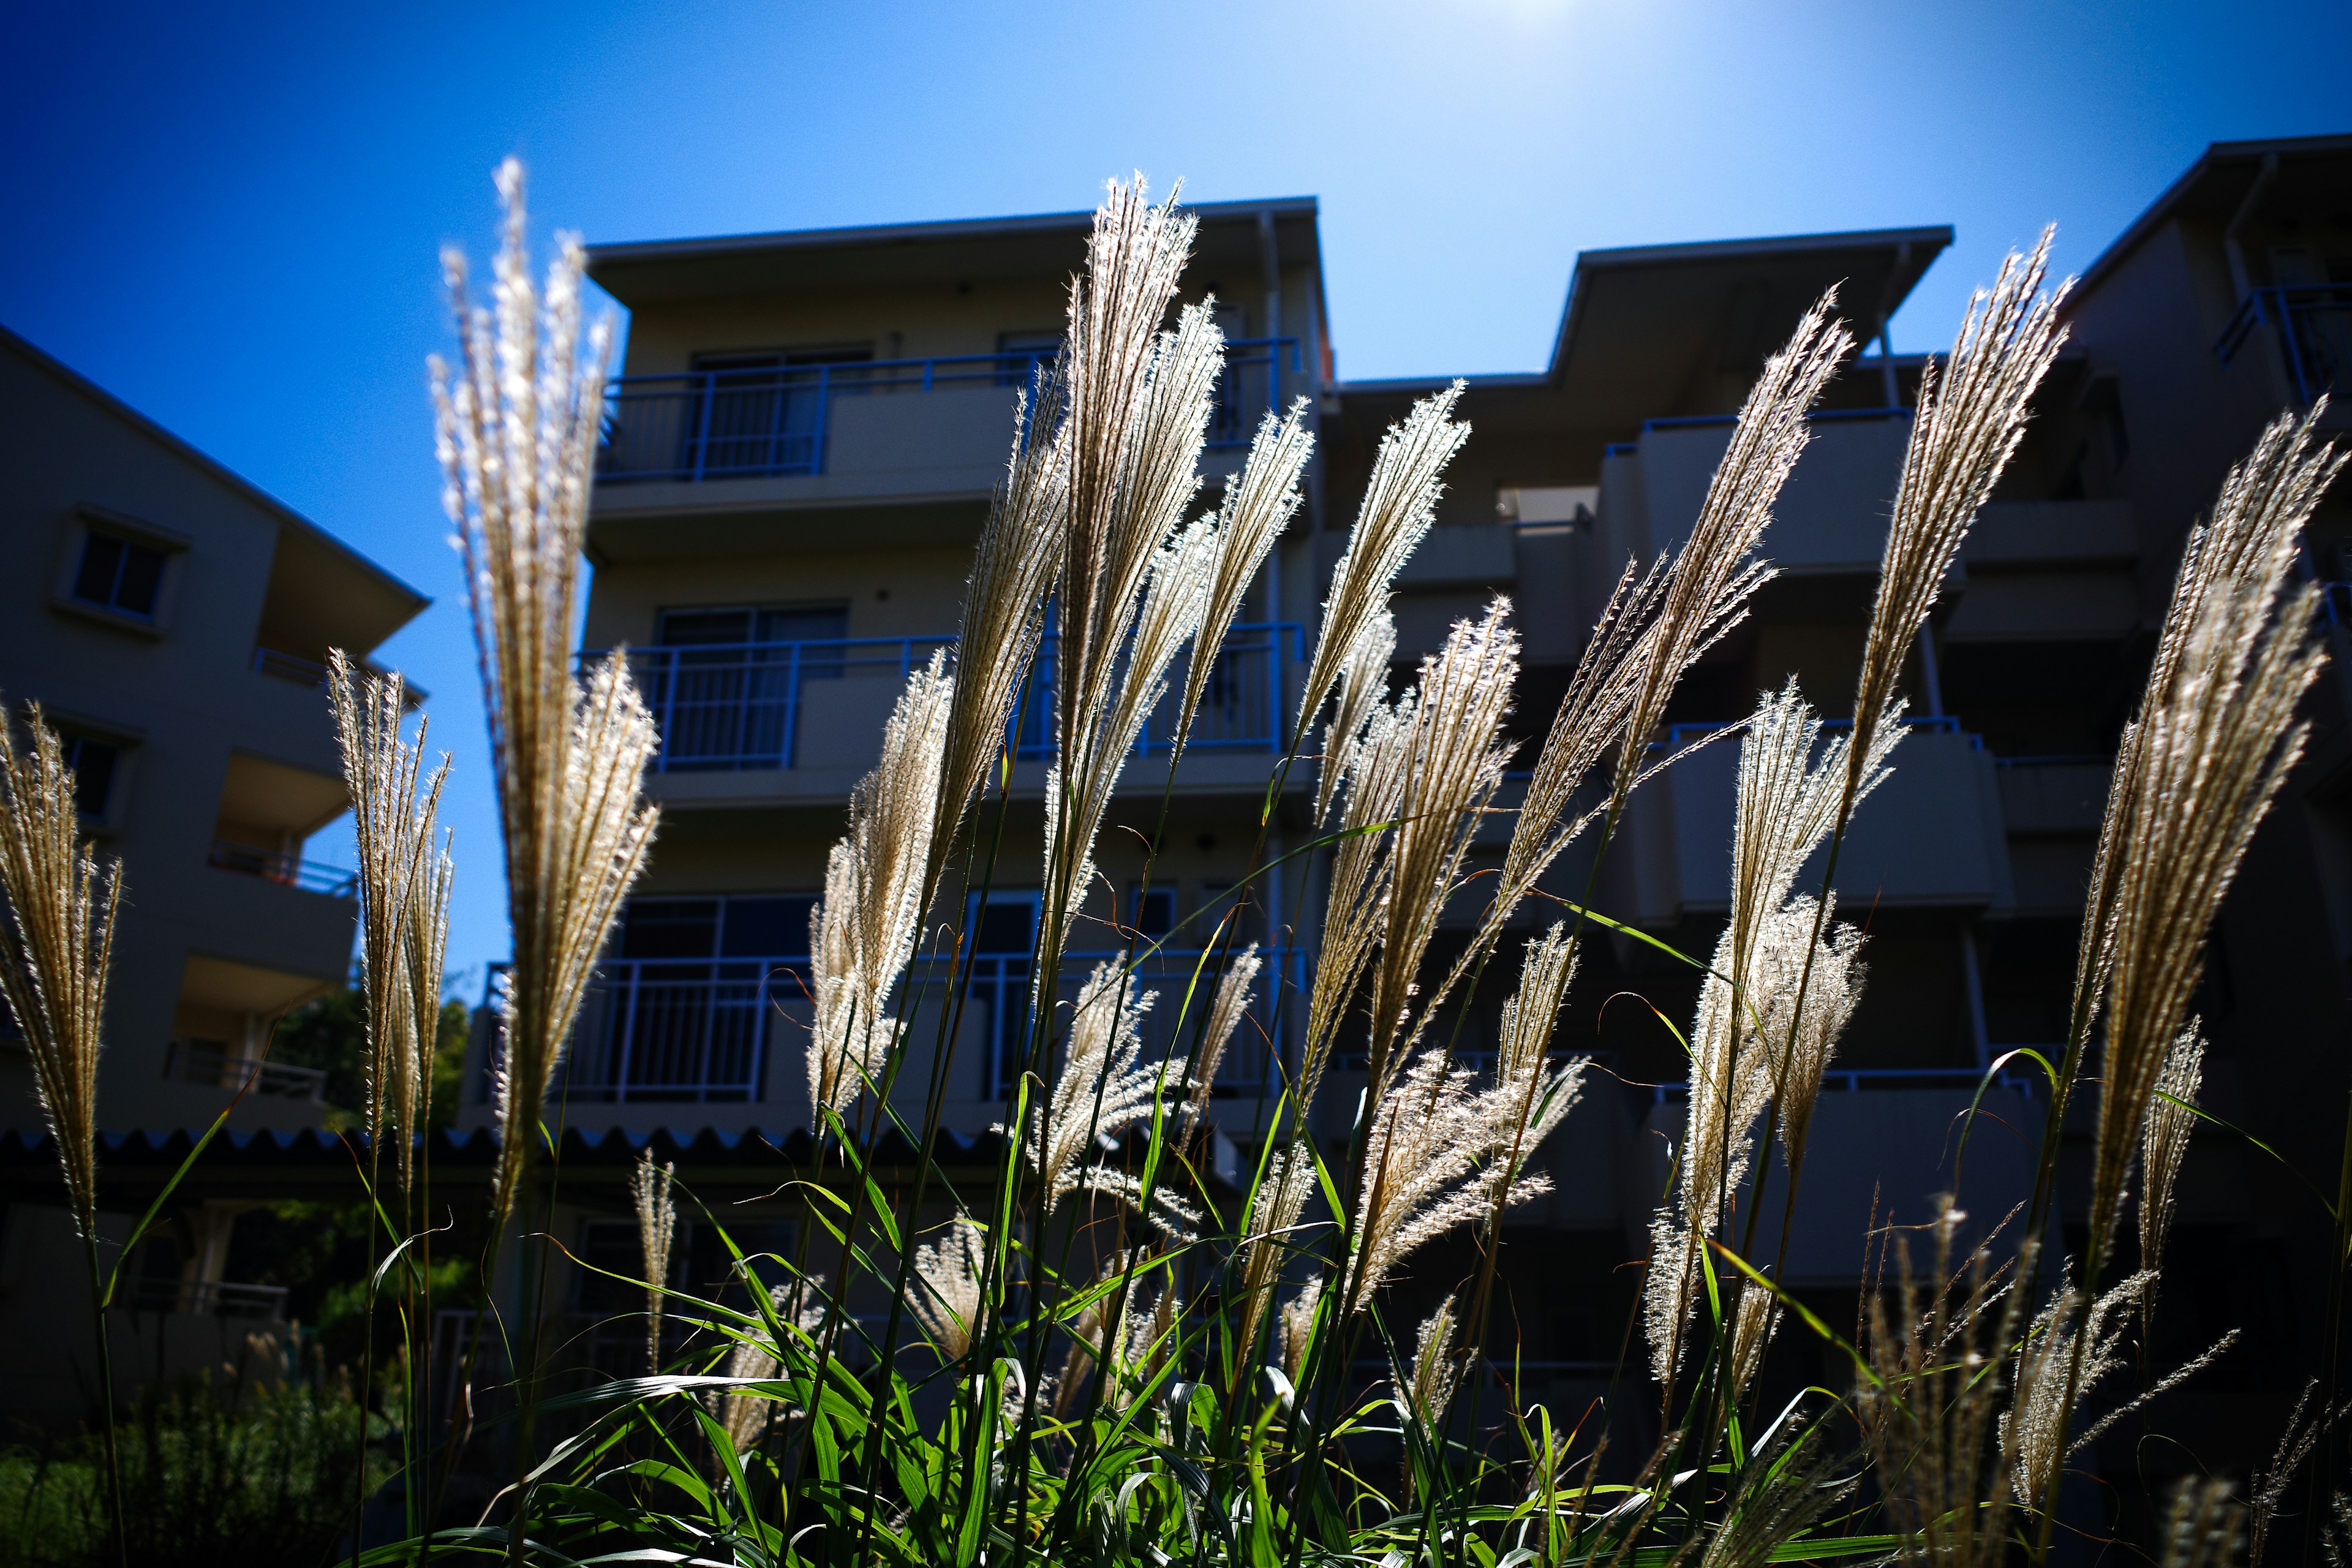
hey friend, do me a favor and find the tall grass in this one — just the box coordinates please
[11,164,2345,1567]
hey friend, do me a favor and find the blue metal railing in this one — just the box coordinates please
[597,338,1301,483]
[595,636,956,773]
[594,623,1304,772]
[1651,1065,2033,1104]
[1013,622,1305,761]
[492,943,1302,1106]
[205,839,358,897]
[2216,285,2352,405]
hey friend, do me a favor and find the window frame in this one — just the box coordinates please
[51,505,190,638]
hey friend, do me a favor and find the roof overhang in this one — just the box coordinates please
[587,196,1325,309]
[2071,134,2352,302]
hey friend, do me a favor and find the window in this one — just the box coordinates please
[658,605,849,648]
[617,895,817,960]
[72,532,167,619]
[61,736,119,820]
[1124,882,1177,940]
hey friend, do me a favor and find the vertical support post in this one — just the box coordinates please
[1959,924,1991,1069]
[781,644,802,769]
[691,371,715,483]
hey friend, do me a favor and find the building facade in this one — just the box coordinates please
[0,326,426,1414]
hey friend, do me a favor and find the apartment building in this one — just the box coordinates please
[424,140,2352,1451]
[0,326,429,1413]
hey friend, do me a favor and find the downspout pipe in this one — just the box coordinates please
[2223,151,2280,303]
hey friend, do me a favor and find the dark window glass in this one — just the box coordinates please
[74,535,126,604]
[70,533,167,619]
[618,899,720,959]
[720,895,816,957]
[1128,884,1177,938]
[657,608,755,646]
[972,895,1037,955]
[61,737,118,818]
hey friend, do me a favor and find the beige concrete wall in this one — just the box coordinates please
[0,342,419,1134]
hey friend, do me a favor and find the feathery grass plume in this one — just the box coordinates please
[1482,924,1589,1226]
[2007,1270,2239,1513]
[328,652,452,1160]
[1360,601,1519,1094]
[908,1215,987,1361]
[1038,285,1224,967]
[398,838,454,1183]
[629,1152,676,1375]
[1405,1294,1462,1436]
[1297,690,1417,1117]
[1236,1148,1316,1365]
[1854,1203,2029,1568]
[1725,1283,1780,1409]
[715,1278,826,1454]
[1643,687,1890,1383]
[2248,1381,2340,1568]
[1351,1043,1562,1311]
[1055,182,1207,748]
[1180,941,1262,1140]
[1610,294,1849,805]
[1279,1280,1323,1381]
[1695,1424,1851,1568]
[1314,608,1395,827]
[1295,383,1469,737]
[1020,963,1200,1237]
[930,369,1068,881]
[1177,400,1314,758]
[2157,1477,2245,1568]
[2138,1022,2204,1290]
[0,705,119,1241]
[808,652,953,1118]
[1845,233,2067,810]
[2081,407,2342,1259]
[432,162,660,1229]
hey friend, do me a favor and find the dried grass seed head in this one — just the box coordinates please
[809,652,953,1117]
[434,162,659,1227]
[1182,941,1262,1138]
[1178,399,1313,756]
[0,704,119,1237]
[1298,382,1469,737]
[1851,232,2068,804]
[910,1215,987,1361]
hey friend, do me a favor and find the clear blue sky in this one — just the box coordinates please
[4,0,2345,990]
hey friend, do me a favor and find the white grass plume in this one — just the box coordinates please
[2139,1023,2203,1289]
[1360,601,1519,1095]
[1848,233,2067,810]
[1297,383,1469,738]
[328,651,452,1169]
[1237,1149,1316,1366]
[1020,962,1200,1237]
[2081,406,2342,1257]
[1178,401,1313,759]
[1315,608,1395,827]
[0,704,119,1240]
[395,836,453,1191]
[932,372,1068,880]
[909,1215,987,1360]
[2006,1272,2239,1510]
[1611,295,1850,804]
[630,1150,676,1374]
[1181,941,1262,1140]
[432,161,659,1229]
[1481,924,1589,1232]
[1297,688,1416,1118]
[808,652,952,1119]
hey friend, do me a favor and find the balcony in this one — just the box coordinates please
[160,1039,328,1103]
[1607,410,1913,576]
[597,340,1298,486]
[523,944,1302,1108]
[2217,285,2352,407]
[206,838,358,897]
[602,624,1303,782]
[121,1277,290,1320]
[1613,718,2011,924]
